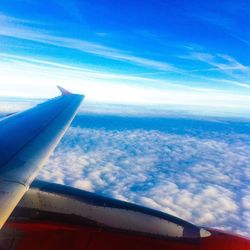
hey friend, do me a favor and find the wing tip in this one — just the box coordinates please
[57,86,72,95]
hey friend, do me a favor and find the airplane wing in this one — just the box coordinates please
[0,88,249,250]
[0,87,84,229]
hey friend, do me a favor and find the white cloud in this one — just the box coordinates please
[73,180,93,191]
[38,124,250,235]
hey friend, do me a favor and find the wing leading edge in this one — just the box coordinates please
[0,88,84,229]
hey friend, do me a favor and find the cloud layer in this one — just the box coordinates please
[38,118,250,236]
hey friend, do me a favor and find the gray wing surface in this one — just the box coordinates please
[0,90,84,229]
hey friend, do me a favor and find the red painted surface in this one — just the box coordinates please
[200,229,250,250]
[2,221,250,250]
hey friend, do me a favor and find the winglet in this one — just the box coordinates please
[57,86,72,95]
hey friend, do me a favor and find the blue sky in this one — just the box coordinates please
[0,0,249,115]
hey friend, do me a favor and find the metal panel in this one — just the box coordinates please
[0,93,84,229]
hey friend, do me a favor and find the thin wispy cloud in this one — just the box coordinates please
[180,52,250,89]
[0,53,229,91]
[2,12,249,90]
[190,52,249,74]
[0,13,177,72]
[1,53,250,116]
